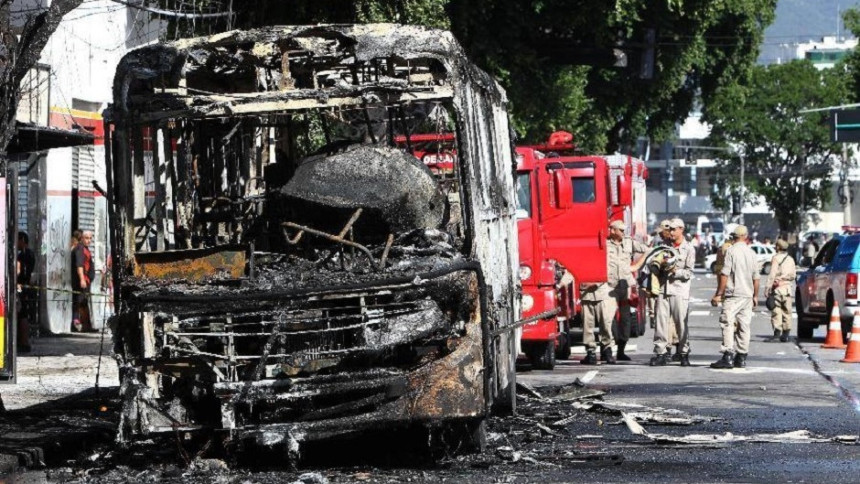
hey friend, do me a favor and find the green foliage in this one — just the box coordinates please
[158,0,776,154]
[842,8,860,100]
[704,60,851,232]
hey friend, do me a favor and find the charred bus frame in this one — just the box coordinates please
[105,25,519,454]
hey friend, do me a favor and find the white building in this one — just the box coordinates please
[768,36,859,69]
[11,1,163,334]
[646,34,860,239]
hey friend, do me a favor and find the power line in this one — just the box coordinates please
[110,0,232,19]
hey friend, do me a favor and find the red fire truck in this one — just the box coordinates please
[515,132,648,369]
[394,133,456,175]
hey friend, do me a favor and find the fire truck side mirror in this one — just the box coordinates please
[553,170,573,209]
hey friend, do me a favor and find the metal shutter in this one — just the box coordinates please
[74,145,97,232]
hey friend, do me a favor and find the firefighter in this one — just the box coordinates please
[580,219,642,365]
[710,225,761,369]
[607,219,647,361]
[645,220,671,325]
[765,239,796,342]
[650,218,695,367]
[645,220,679,358]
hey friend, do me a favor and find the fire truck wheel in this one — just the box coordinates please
[528,341,556,370]
[555,333,572,360]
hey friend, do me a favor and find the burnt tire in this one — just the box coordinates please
[555,333,572,360]
[529,341,556,370]
[429,418,486,457]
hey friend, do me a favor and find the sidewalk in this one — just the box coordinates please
[2,332,118,410]
[0,332,119,475]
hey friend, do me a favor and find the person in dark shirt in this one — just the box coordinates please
[16,232,35,351]
[71,230,95,332]
[16,231,35,289]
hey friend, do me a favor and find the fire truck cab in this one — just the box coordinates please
[515,133,648,369]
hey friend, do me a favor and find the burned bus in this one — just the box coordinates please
[105,24,519,455]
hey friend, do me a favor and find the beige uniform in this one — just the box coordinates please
[719,243,761,354]
[765,253,796,333]
[608,237,647,343]
[581,280,617,350]
[654,240,696,355]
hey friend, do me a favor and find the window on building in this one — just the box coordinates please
[674,167,693,194]
[649,167,664,192]
[697,167,714,194]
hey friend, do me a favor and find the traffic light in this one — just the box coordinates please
[685,148,695,165]
[731,193,742,216]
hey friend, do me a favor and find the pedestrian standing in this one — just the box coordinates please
[71,230,95,332]
[765,239,796,342]
[70,229,81,250]
[16,232,35,352]
[607,219,647,361]
[803,236,817,266]
[650,218,695,367]
[710,225,761,369]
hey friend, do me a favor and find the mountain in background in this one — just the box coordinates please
[758,0,859,64]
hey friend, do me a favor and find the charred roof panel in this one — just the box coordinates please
[109,24,506,125]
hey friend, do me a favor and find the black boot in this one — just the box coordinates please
[601,346,617,365]
[780,330,790,343]
[671,344,682,361]
[768,329,781,342]
[649,353,669,366]
[679,353,691,367]
[710,352,734,369]
[616,341,631,361]
[733,353,747,368]
[581,350,597,365]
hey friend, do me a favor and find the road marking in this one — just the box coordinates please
[581,370,598,383]
[730,366,847,376]
[690,310,710,316]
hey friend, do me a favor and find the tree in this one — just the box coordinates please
[153,0,777,154]
[0,0,84,172]
[704,60,851,233]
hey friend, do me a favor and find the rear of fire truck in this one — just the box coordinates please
[105,24,519,457]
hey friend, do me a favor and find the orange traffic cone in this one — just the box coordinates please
[841,311,860,363]
[821,302,847,349]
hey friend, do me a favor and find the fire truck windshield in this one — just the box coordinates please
[516,172,532,219]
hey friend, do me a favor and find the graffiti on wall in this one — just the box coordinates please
[47,216,71,319]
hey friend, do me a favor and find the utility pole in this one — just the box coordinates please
[843,143,852,225]
[665,157,671,214]
[739,152,745,225]
[800,160,806,235]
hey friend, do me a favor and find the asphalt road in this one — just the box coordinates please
[4,269,860,483]
[515,268,860,483]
